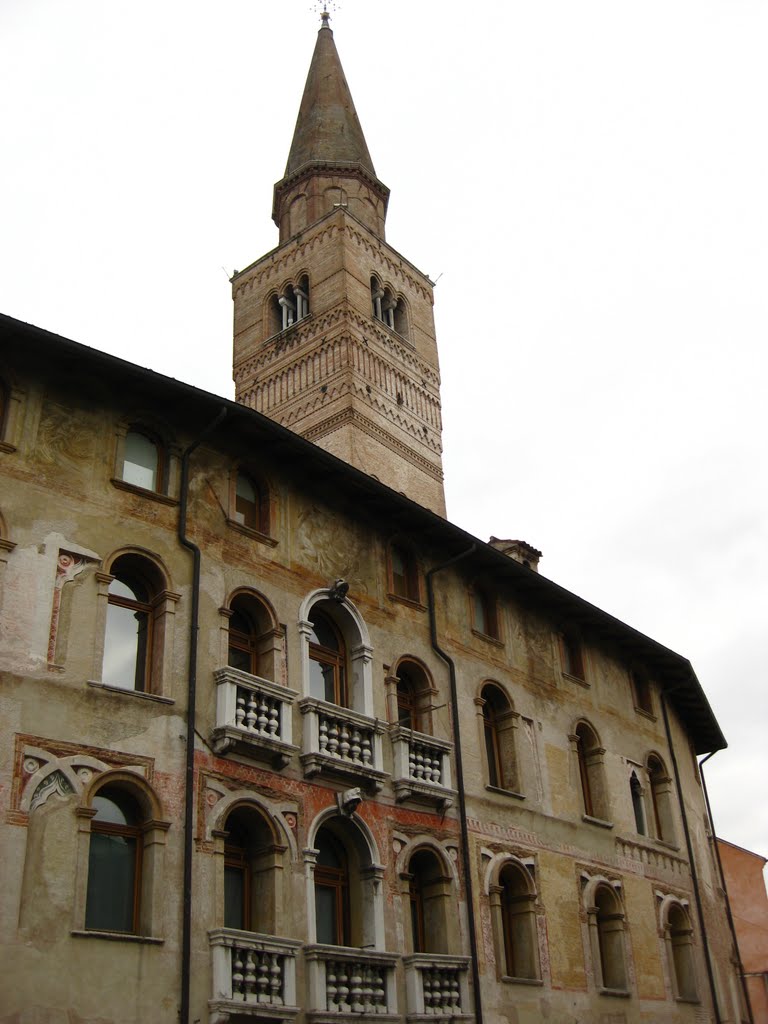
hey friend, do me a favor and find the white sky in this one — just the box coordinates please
[1,1,766,862]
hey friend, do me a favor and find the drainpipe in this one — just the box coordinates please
[178,407,228,1024]
[660,688,721,1022]
[699,751,755,1024]
[426,544,483,1024]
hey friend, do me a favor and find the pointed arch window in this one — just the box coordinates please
[314,827,350,947]
[630,772,646,835]
[85,786,143,933]
[308,608,347,705]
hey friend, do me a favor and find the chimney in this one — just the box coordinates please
[489,537,542,573]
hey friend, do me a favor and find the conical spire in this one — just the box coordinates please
[285,13,376,178]
[272,14,389,241]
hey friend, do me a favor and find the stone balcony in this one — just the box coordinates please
[208,928,301,1024]
[403,954,473,1020]
[211,668,299,768]
[304,944,400,1020]
[390,727,457,811]
[299,698,388,792]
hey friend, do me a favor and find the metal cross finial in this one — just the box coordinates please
[311,1,340,25]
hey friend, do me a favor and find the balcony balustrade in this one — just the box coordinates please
[390,727,456,810]
[212,668,299,767]
[304,944,399,1020]
[299,698,387,791]
[208,928,301,1023]
[403,954,473,1019]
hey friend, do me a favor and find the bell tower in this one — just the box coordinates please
[232,12,445,515]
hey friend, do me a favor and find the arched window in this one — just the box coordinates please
[481,684,518,792]
[630,772,646,835]
[272,278,311,334]
[408,848,450,954]
[223,806,277,934]
[666,902,698,1001]
[122,429,161,491]
[104,554,163,692]
[371,277,408,338]
[593,885,628,991]
[395,662,432,734]
[308,608,347,705]
[389,541,419,603]
[648,754,675,844]
[560,631,585,680]
[574,722,609,821]
[314,827,350,946]
[471,584,499,640]
[85,785,143,933]
[497,862,539,981]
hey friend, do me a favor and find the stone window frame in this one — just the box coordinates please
[266,273,311,337]
[210,794,292,937]
[304,807,386,951]
[72,769,170,943]
[298,589,374,715]
[657,893,700,1003]
[569,720,612,827]
[646,752,678,847]
[470,580,502,645]
[370,273,410,340]
[386,536,423,607]
[483,853,543,985]
[220,587,284,684]
[225,465,278,545]
[476,682,523,798]
[111,416,179,505]
[89,547,179,700]
[386,656,438,736]
[0,374,24,453]
[580,873,632,997]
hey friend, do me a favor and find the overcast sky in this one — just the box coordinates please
[1,1,766,863]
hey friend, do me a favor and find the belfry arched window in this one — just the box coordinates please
[271,276,310,334]
[370,275,409,338]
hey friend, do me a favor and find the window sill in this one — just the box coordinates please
[653,837,680,852]
[72,929,164,945]
[471,628,503,648]
[675,996,701,1005]
[111,478,178,506]
[225,517,278,547]
[486,785,525,801]
[501,975,543,987]
[598,987,630,998]
[87,680,175,704]
[0,440,17,454]
[582,814,613,830]
[387,592,426,612]
[562,671,589,688]
[633,705,656,721]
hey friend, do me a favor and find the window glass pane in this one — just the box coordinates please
[224,866,245,929]
[93,792,138,826]
[315,884,338,945]
[123,431,158,490]
[104,602,148,690]
[85,832,136,932]
[309,657,337,703]
[473,592,487,634]
[235,474,258,528]
[309,613,339,651]
[228,645,252,673]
